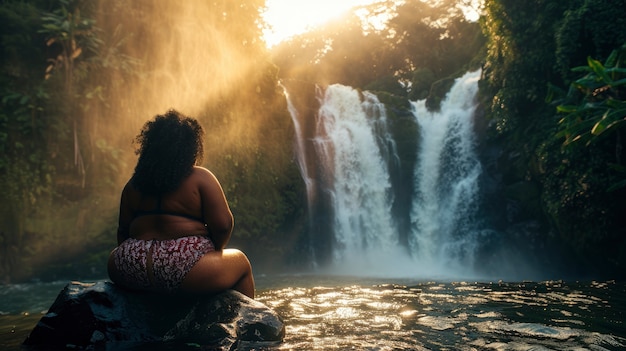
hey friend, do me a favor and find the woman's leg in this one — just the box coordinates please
[181,248,255,298]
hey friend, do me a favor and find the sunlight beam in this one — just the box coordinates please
[262,0,382,47]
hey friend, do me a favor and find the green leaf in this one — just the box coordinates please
[40,23,62,31]
[607,178,626,192]
[610,77,626,87]
[2,93,22,104]
[605,99,626,109]
[605,67,626,75]
[602,118,626,134]
[571,66,592,73]
[590,110,611,135]
[604,48,620,68]
[587,56,612,84]
[556,105,578,113]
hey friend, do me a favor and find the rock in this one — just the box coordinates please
[22,281,285,350]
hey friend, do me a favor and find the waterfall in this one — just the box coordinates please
[314,85,405,272]
[281,83,320,268]
[281,83,316,213]
[283,70,484,278]
[409,70,482,274]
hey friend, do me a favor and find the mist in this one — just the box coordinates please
[94,1,268,168]
[0,0,299,282]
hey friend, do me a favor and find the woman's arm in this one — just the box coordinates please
[197,167,234,250]
[116,182,133,245]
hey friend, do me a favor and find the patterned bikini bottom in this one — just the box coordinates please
[112,235,215,292]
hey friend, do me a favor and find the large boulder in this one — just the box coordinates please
[22,281,285,350]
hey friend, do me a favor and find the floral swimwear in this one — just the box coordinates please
[113,235,215,292]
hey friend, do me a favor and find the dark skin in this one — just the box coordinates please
[107,166,255,298]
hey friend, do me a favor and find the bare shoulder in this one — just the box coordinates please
[192,167,228,204]
[120,179,136,197]
[192,166,218,180]
[191,166,222,187]
[192,166,213,176]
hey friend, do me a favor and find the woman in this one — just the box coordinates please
[107,109,255,298]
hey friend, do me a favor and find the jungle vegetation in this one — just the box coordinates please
[1,0,624,282]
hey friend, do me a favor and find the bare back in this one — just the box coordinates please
[117,166,233,249]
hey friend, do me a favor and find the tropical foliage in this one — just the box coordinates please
[556,46,626,191]
[482,0,626,275]
[555,47,626,176]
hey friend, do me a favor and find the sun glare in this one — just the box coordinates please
[262,0,381,47]
[262,0,483,47]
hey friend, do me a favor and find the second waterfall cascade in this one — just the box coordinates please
[285,70,485,278]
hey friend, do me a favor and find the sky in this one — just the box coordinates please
[262,0,380,47]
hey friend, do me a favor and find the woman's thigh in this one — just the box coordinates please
[181,248,251,293]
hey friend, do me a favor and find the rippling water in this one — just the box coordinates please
[2,276,625,350]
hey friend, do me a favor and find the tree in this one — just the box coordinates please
[0,0,55,279]
[39,0,100,188]
[272,0,483,94]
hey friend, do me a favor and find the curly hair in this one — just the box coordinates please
[131,109,204,195]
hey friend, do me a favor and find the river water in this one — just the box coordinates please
[2,275,624,350]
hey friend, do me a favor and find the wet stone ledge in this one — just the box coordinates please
[22,281,285,350]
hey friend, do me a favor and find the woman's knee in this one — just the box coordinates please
[224,249,252,270]
[183,249,252,292]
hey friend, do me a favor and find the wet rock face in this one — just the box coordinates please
[23,281,285,350]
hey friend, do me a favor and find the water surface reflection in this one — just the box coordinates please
[1,276,624,350]
[256,277,625,350]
